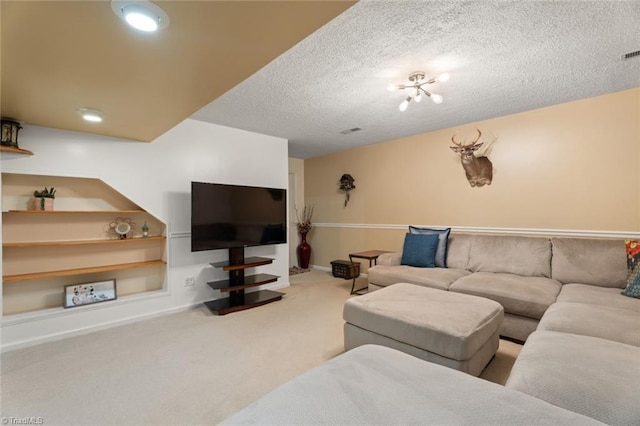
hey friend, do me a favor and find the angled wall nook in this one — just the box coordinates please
[1,172,167,317]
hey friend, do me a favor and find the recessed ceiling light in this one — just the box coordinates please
[78,109,104,123]
[111,0,170,32]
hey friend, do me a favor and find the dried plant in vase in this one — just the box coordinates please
[295,205,314,269]
[32,187,56,211]
[296,205,314,234]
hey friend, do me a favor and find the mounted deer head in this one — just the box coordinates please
[450,129,493,187]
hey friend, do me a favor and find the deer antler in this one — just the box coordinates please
[451,129,482,147]
[451,133,463,147]
[470,128,482,146]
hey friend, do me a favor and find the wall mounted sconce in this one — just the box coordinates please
[339,174,356,207]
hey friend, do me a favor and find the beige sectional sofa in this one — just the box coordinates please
[366,232,640,425]
[224,232,640,425]
[368,233,627,342]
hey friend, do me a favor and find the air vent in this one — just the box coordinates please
[340,127,362,135]
[622,50,640,60]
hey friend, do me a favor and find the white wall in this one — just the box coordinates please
[1,118,290,350]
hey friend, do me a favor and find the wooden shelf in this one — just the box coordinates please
[0,146,33,155]
[204,290,284,315]
[3,209,145,214]
[3,260,166,283]
[210,256,273,271]
[3,236,165,248]
[208,273,279,292]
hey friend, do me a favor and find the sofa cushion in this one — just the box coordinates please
[506,331,640,426]
[449,272,561,319]
[538,302,640,347]
[622,240,640,298]
[401,233,439,268]
[223,345,604,425]
[408,226,451,267]
[557,283,640,312]
[445,233,472,270]
[367,265,469,291]
[467,235,551,277]
[551,237,626,288]
[376,252,401,266]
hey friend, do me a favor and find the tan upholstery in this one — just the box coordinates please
[557,283,640,311]
[343,283,503,376]
[506,331,640,426]
[449,272,561,319]
[551,237,627,287]
[367,265,469,290]
[467,234,552,277]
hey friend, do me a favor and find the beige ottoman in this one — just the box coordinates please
[343,283,504,376]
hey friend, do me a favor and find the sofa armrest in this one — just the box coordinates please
[377,252,402,266]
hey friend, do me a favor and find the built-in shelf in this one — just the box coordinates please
[3,236,166,248]
[3,260,166,283]
[2,172,168,316]
[4,209,145,214]
[0,146,34,156]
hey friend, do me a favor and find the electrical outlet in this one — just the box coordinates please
[184,277,195,287]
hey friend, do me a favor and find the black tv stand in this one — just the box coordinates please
[204,247,283,315]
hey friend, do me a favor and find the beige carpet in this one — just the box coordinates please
[1,271,520,424]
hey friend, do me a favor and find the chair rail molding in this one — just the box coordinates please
[312,223,640,240]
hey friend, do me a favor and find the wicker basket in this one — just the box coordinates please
[331,260,360,280]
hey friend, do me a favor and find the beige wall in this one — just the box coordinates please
[305,88,640,269]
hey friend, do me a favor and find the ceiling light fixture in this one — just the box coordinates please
[111,0,170,32]
[388,71,449,111]
[78,108,104,123]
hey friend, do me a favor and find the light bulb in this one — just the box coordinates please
[399,96,412,112]
[387,84,398,92]
[83,113,103,123]
[431,94,443,104]
[79,108,103,123]
[415,89,422,102]
[124,6,158,32]
[436,73,450,83]
[112,1,170,32]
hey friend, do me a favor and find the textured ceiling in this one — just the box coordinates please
[0,1,355,142]
[192,0,640,159]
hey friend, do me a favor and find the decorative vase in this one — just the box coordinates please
[32,197,54,211]
[297,231,311,269]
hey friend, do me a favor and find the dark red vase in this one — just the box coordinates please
[297,231,311,269]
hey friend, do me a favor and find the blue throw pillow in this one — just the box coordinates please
[401,233,439,268]
[408,226,451,268]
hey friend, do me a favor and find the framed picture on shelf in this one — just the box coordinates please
[64,279,117,308]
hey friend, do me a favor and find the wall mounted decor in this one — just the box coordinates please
[339,174,356,207]
[449,129,493,187]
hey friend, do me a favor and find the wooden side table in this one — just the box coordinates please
[348,250,394,294]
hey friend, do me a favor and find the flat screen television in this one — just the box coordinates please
[191,181,287,252]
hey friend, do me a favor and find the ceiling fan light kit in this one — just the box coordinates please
[111,0,170,32]
[390,71,449,111]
